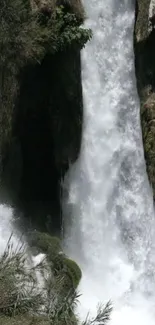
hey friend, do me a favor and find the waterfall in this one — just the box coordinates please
[63,0,155,323]
[0,204,23,253]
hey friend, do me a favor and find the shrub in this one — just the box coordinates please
[0,236,112,325]
[0,236,79,323]
[82,301,113,325]
[59,0,85,23]
[0,0,92,70]
[0,238,43,317]
[32,0,85,24]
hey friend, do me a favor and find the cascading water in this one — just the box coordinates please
[0,204,23,253]
[0,203,45,262]
[63,0,155,324]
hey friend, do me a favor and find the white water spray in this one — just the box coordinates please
[0,204,23,253]
[0,203,45,285]
[64,0,155,324]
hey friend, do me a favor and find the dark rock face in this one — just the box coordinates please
[135,0,139,22]
[135,0,150,41]
[135,0,155,95]
[137,26,155,199]
[134,0,155,198]
[2,49,83,233]
[0,0,90,234]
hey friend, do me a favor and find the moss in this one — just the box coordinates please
[30,231,82,289]
[29,231,62,257]
[29,231,82,294]
[53,255,82,290]
[62,257,82,288]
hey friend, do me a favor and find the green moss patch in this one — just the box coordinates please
[63,257,82,288]
[29,231,62,257]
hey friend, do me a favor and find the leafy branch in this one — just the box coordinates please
[83,301,113,325]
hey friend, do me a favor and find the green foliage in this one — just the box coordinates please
[0,236,112,325]
[0,236,79,323]
[0,237,43,317]
[0,0,91,71]
[82,301,113,325]
[51,7,92,51]
[57,0,85,23]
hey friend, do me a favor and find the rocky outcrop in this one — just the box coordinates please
[141,94,155,194]
[0,0,90,233]
[135,0,150,41]
[135,0,155,198]
[12,49,83,232]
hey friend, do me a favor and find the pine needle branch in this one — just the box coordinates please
[82,301,113,325]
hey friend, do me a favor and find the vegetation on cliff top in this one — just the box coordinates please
[0,0,92,164]
[0,0,91,69]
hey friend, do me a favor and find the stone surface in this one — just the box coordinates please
[135,0,155,197]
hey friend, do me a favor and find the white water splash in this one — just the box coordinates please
[0,203,46,288]
[63,0,155,324]
[0,204,23,253]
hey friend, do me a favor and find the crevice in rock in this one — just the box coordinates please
[2,50,83,234]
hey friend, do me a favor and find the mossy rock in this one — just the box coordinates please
[30,231,62,259]
[51,253,82,288]
[61,256,82,289]
[29,231,81,293]
[29,231,81,284]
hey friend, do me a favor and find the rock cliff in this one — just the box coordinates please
[0,0,91,232]
[135,0,155,198]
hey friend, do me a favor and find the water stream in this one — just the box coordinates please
[64,1,155,323]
